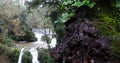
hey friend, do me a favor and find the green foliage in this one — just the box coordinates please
[96,0,120,58]
[13,29,37,42]
[22,51,32,63]
[115,0,120,32]
[27,0,95,43]
[41,35,51,44]
[0,45,7,55]
[112,40,120,58]
[9,49,20,63]
[9,49,32,63]
[38,49,54,63]
[72,0,95,8]
[52,0,96,43]
[0,42,32,63]
[24,30,37,42]
[57,0,95,24]
[55,13,74,23]
[115,0,120,11]
[5,38,14,47]
[0,39,4,44]
[0,46,53,63]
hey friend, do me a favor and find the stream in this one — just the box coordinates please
[17,29,56,63]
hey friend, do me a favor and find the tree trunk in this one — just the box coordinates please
[1,21,7,44]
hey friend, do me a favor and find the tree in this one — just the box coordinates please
[25,6,53,29]
[0,0,21,43]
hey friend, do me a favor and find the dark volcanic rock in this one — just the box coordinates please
[50,7,113,63]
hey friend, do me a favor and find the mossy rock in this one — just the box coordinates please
[95,0,120,58]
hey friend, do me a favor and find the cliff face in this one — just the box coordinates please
[50,6,114,63]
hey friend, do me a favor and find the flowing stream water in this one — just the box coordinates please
[15,29,56,49]
[17,29,56,63]
[18,48,25,63]
[29,47,40,63]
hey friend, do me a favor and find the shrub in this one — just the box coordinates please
[22,51,32,63]
[24,30,37,42]
[38,49,54,63]
[9,49,20,63]
[0,45,6,55]
[5,38,14,47]
[9,49,32,63]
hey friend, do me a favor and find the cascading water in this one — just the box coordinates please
[29,47,40,63]
[18,47,40,63]
[17,29,56,63]
[18,48,25,63]
[32,29,56,48]
[15,29,56,49]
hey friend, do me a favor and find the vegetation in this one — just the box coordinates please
[0,0,120,63]
[12,29,37,42]
[28,0,96,43]
[94,0,120,58]
[28,0,120,61]
[0,44,53,63]
[0,0,20,43]
[0,44,30,63]
[38,48,54,63]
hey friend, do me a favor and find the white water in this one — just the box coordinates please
[18,47,40,63]
[15,29,56,49]
[29,47,40,63]
[17,29,56,63]
[18,48,25,63]
[32,29,56,48]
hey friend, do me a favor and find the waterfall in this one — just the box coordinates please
[17,47,40,63]
[29,47,40,63]
[18,48,25,63]
[32,28,57,48]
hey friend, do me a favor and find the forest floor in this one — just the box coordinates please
[0,55,10,63]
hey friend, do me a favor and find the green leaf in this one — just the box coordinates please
[61,4,64,9]
[87,2,96,8]
[62,0,73,5]
[83,0,90,4]
[69,13,74,17]
[74,0,77,2]
[62,13,69,18]
[54,20,59,24]
[72,2,85,7]
[62,19,67,23]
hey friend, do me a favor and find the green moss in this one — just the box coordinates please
[111,40,120,58]
[96,1,120,58]
[97,10,119,36]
